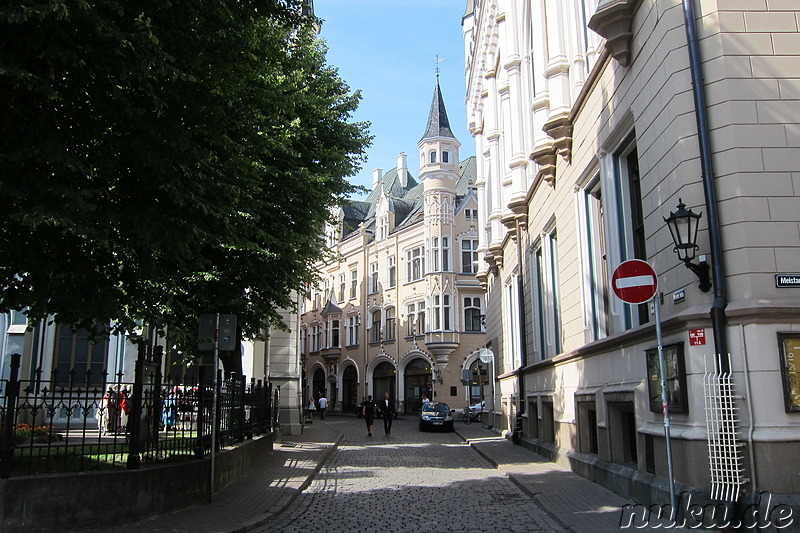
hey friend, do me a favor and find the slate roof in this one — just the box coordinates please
[421,79,455,141]
[338,155,477,241]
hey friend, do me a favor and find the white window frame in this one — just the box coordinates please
[350,269,358,300]
[388,255,396,288]
[406,245,425,282]
[461,238,479,274]
[369,262,379,294]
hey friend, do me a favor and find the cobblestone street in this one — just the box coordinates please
[256,416,566,533]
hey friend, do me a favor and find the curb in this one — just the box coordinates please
[237,433,344,533]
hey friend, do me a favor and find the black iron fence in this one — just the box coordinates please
[0,342,274,478]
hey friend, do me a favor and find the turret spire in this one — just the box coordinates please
[421,76,455,141]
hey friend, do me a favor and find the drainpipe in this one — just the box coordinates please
[682,0,729,372]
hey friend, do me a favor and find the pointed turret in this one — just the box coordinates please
[421,79,456,141]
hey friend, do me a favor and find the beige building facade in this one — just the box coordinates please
[464,0,800,511]
[300,82,487,417]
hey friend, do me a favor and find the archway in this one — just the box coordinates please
[467,359,488,406]
[372,361,396,406]
[342,364,358,414]
[312,368,326,403]
[403,357,432,414]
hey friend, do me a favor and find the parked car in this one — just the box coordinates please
[418,401,455,432]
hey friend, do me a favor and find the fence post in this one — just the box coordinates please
[127,341,146,470]
[235,375,245,443]
[0,353,21,479]
[215,368,222,450]
[196,366,206,458]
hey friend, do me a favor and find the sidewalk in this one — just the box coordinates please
[78,421,343,533]
[454,423,631,532]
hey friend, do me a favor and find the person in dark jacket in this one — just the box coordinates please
[362,395,377,437]
[381,391,396,436]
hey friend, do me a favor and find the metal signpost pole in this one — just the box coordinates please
[654,296,677,511]
[210,312,220,502]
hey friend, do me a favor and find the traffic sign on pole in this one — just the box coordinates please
[611,259,658,304]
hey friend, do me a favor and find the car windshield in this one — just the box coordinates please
[423,402,449,414]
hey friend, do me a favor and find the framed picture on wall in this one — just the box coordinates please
[778,333,800,412]
[645,342,688,414]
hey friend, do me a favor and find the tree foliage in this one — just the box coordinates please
[0,0,370,370]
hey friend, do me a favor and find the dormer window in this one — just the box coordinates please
[429,150,437,164]
[442,150,449,163]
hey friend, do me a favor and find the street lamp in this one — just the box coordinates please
[433,366,442,384]
[664,198,712,292]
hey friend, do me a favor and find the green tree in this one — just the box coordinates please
[0,0,370,373]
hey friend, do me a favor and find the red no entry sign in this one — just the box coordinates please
[612,259,658,304]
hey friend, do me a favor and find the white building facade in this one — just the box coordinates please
[464,0,800,511]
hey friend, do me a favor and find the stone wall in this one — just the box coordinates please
[0,433,273,533]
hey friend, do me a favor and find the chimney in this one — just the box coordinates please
[372,168,383,189]
[397,153,408,188]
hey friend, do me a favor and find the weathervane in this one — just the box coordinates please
[433,54,445,78]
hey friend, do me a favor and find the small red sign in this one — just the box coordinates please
[611,260,658,304]
[689,329,706,346]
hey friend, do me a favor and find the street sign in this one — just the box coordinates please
[479,348,494,364]
[689,328,706,346]
[612,259,658,304]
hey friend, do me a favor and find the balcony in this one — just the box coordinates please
[425,331,460,364]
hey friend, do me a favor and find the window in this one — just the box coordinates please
[645,343,688,413]
[431,294,451,331]
[338,273,346,303]
[385,307,396,341]
[323,278,330,304]
[613,140,649,327]
[377,216,388,240]
[529,229,561,360]
[310,324,320,352]
[505,282,522,369]
[347,315,360,346]
[430,150,437,164]
[331,320,340,348]
[300,328,307,355]
[369,262,379,294]
[578,175,609,341]
[464,208,478,220]
[464,297,482,332]
[407,302,425,335]
[350,269,358,299]
[388,256,396,288]
[406,245,424,282]
[430,237,450,272]
[370,310,382,343]
[577,397,599,455]
[54,325,107,385]
[442,150,449,163]
[461,239,479,273]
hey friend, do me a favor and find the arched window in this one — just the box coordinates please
[464,297,482,332]
[370,310,382,342]
[385,307,396,341]
[442,150,449,163]
[429,150,437,164]
[331,319,340,347]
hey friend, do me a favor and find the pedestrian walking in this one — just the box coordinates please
[381,391,396,436]
[307,398,316,419]
[318,394,328,420]
[361,395,377,437]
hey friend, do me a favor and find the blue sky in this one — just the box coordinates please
[315,0,474,197]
